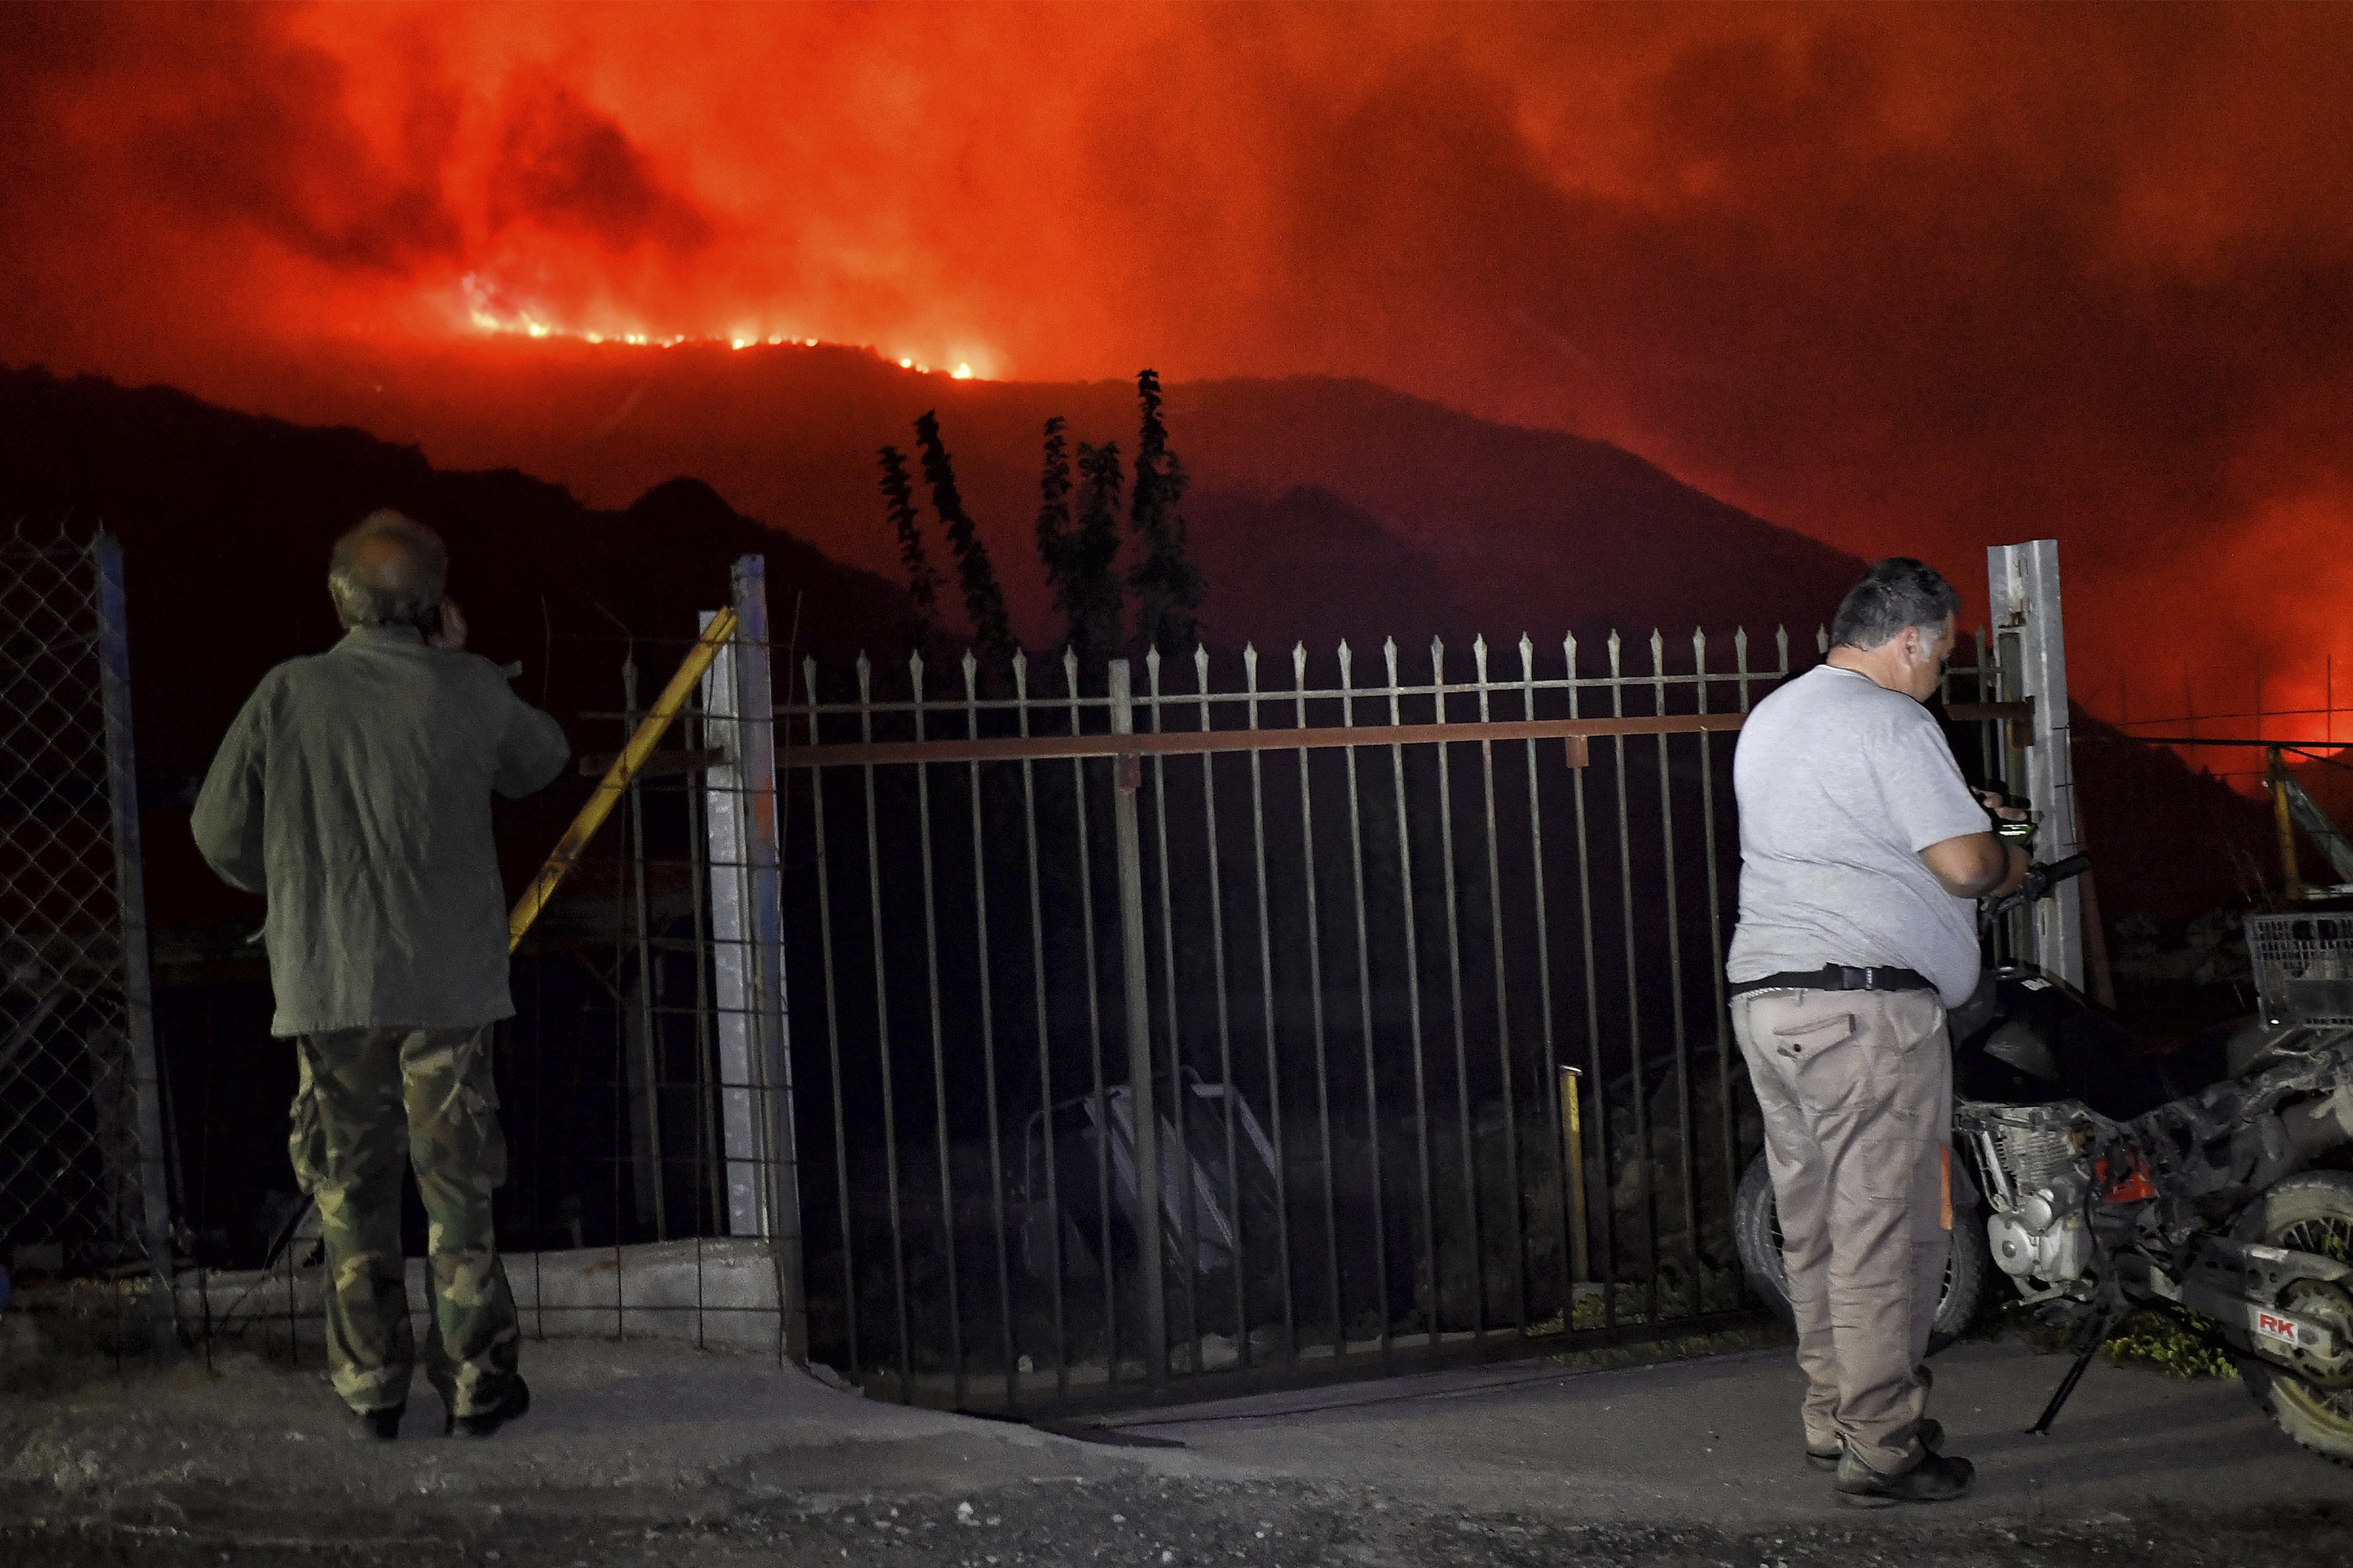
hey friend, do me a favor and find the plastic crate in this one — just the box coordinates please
[2246,913,2353,1025]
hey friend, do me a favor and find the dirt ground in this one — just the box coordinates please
[5,1325,2351,1566]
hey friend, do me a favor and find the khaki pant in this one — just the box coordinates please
[294,1026,520,1419]
[1733,987,1951,1474]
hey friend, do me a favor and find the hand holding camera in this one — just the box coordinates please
[1975,787,2037,847]
[426,597,468,651]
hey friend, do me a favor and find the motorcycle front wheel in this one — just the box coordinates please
[2231,1170,2353,1467]
[1733,1151,1993,1355]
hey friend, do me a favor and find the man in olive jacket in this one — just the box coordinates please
[193,510,569,1441]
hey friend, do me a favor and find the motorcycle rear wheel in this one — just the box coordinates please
[1733,1151,1993,1355]
[2231,1170,2353,1467]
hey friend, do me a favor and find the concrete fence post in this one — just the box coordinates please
[698,556,805,1362]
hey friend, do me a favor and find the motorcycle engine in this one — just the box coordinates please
[1988,1197,2092,1281]
[1967,1107,2098,1284]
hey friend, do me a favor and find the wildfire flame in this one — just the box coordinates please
[456,274,986,375]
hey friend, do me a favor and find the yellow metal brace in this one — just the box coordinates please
[506,607,741,951]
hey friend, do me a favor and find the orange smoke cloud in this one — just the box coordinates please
[4,1,2351,718]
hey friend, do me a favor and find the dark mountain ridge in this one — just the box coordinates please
[0,366,912,930]
[158,336,1874,655]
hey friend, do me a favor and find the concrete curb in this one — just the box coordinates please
[19,1238,786,1355]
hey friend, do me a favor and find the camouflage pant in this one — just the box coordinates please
[292,1026,519,1418]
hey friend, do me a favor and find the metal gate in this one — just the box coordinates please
[1,526,174,1348]
[778,624,2024,1413]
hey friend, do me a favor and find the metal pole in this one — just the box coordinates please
[1559,1067,1589,1284]
[92,534,178,1361]
[1109,660,1168,1385]
[2270,748,2304,897]
[1987,541,2082,987]
[622,658,667,1239]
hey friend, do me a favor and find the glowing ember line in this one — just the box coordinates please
[454,278,985,375]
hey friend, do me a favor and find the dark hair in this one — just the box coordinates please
[1830,557,1960,650]
[327,509,447,630]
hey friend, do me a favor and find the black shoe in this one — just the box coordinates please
[1834,1446,1973,1507]
[1806,1418,1941,1472]
[347,1404,404,1443]
[446,1376,531,1440]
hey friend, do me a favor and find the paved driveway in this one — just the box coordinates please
[4,1329,2349,1564]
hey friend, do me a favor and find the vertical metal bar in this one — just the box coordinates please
[910,653,966,1405]
[1014,654,1067,1399]
[1294,644,1343,1355]
[1109,660,1169,1385]
[1382,638,1438,1350]
[803,657,859,1378]
[1245,645,1296,1358]
[855,653,913,1392]
[961,653,1018,1407]
[1607,633,1656,1322]
[1521,635,1575,1310]
[1339,640,1392,1357]
[622,658,668,1240]
[1144,648,1200,1372]
[1650,631,1698,1313]
[1977,628,2000,852]
[1195,646,1247,1367]
[1425,638,1480,1337]
[1065,650,1117,1387]
[1696,629,1735,1313]
[611,702,630,1337]
[1473,636,1525,1332]
[683,703,722,1284]
[92,534,176,1359]
[1567,633,1614,1322]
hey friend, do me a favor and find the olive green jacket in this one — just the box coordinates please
[192,625,570,1037]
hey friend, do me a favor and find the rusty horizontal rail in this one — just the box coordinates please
[779,711,1748,770]
[1945,699,2034,722]
[576,746,726,779]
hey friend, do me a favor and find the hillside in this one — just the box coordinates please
[168,337,1872,653]
[0,367,913,929]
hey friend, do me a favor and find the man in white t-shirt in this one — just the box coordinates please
[1727,557,2026,1506]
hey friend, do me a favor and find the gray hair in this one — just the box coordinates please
[328,510,447,630]
[1830,557,1961,650]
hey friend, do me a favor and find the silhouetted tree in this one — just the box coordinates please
[1037,416,1126,667]
[1034,415,1074,579]
[1067,439,1127,664]
[877,443,942,641]
[913,409,1014,662]
[1126,369,1206,655]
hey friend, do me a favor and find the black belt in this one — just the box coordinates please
[1728,964,1934,998]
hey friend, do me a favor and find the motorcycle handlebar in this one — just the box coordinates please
[2039,854,2091,888]
[1979,852,2091,928]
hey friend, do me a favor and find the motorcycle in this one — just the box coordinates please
[1732,856,2353,1462]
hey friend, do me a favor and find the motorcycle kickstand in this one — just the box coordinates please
[2026,1303,2132,1438]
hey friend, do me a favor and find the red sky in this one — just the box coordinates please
[6,1,2351,737]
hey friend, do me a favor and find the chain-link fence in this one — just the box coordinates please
[1,524,175,1342]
